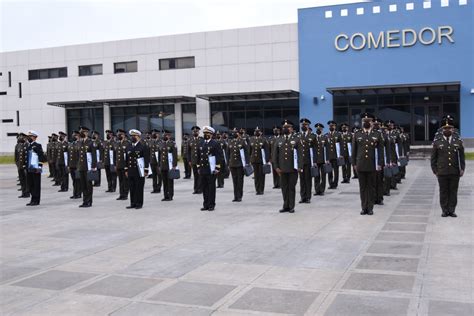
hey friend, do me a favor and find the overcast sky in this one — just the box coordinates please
[0,0,369,52]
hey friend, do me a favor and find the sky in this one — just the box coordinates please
[0,0,369,52]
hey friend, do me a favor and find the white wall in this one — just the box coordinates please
[0,23,298,154]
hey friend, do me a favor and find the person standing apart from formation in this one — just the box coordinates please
[431,116,465,217]
[352,113,383,216]
[197,126,222,211]
[25,130,47,206]
[125,129,149,209]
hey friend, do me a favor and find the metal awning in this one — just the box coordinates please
[197,90,299,102]
[326,82,461,96]
[48,96,195,108]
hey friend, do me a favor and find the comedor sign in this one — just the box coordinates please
[334,25,454,52]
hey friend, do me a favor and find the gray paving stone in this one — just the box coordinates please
[382,223,427,232]
[229,287,319,315]
[388,215,429,223]
[356,256,420,273]
[375,232,425,243]
[367,242,423,256]
[111,302,212,316]
[0,265,38,283]
[12,270,98,290]
[427,300,474,316]
[342,272,415,293]
[324,294,410,316]
[148,281,236,307]
[392,209,431,216]
[76,275,161,298]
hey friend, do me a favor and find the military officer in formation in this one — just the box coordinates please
[269,126,281,189]
[55,131,69,192]
[227,127,250,202]
[76,126,98,208]
[431,116,465,217]
[125,129,150,209]
[313,123,327,196]
[215,131,229,189]
[15,133,30,199]
[181,133,191,179]
[68,130,81,199]
[115,129,130,200]
[339,123,352,183]
[298,118,315,203]
[187,126,202,194]
[149,129,162,194]
[325,120,342,189]
[158,130,178,201]
[103,130,117,193]
[249,127,270,195]
[25,130,47,206]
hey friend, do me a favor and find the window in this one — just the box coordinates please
[66,108,103,137]
[159,56,195,70]
[8,71,11,87]
[114,61,137,74]
[79,64,103,76]
[18,83,22,98]
[7,133,19,137]
[0,91,6,95]
[28,67,67,80]
[17,111,20,126]
[2,119,14,123]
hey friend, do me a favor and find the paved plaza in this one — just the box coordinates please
[0,160,473,315]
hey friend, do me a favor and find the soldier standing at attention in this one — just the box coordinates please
[313,123,327,196]
[181,133,191,179]
[386,120,399,190]
[340,123,352,183]
[77,126,97,208]
[188,126,202,194]
[91,131,103,187]
[372,119,386,206]
[50,133,60,186]
[115,129,130,201]
[298,118,315,204]
[56,131,69,192]
[197,126,222,211]
[351,126,359,179]
[352,113,383,215]
[273,120,301,213]
[431,116,465,217]
[46,136,53,179]
[16,133,30,199]
[269,126,281,189]
[249,127,270,195]
[158,130,177,201]
[216,131,228,189]
[227,127,250,202]
[325,121,341,189]
[103,130,117,193]
[149,129,161,194]
[125,129,149,209]
[25,130,47,206]
[68,131,81,199]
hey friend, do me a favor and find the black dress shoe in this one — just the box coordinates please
[208,207,215,211]
[192,191,198,194]
[135,206,142,209]
[126,205,136,209]
[449,212,457,217]
[201,207,209,211]
[441,212,448,217]
[232,199,237,202]
[58,189,68,192]
[18,195,29,198]
[304,200,311,204]
[298,200,304,203]
[288,209,295,213]
[26,202,39,206]
[217,185,224,188]
[116,197,127,200]
[313,193,318,196]
[279,209,288,213]
[367,210,374,215]
[79,204,86,208]
[161,198,171,201]
[360,210,367,215]
[105,190,112,193]
[151,190,159,194]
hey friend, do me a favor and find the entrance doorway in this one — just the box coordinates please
[413,105,441,144]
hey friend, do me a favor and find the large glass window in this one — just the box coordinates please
[79,64,103,76]
[159,57,195,70]
[66,107,103,137]
[29,67,67,80]
[114,61,137,74]
[210,99,299,136]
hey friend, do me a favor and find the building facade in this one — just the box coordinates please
[0,0,472,154]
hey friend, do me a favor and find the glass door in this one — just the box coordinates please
[413,105,441,144]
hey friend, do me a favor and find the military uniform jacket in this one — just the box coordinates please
[27,141,47,169]
[68,141,79,169]
[381,132,392,166]
[125,141,150,177]
[401,133,410,155]
[56,140,69,166]
[268,135,280,161]
[298,132,316,166]
[387,130,400,163]
[46,142,53,163]
[77,138,98,172]
[181,140,189,160]
[93,139,103,164]
[114,139,130,170]
[149,139,160,166]
[249,136,270,164]
[340,132,352,158]
[197,139,222,175]
[325,131,341,160]
[158,140,178,171]
[351,129,384,172]
[48,141,58,164]
[431,136,465,176]
[16,142,29,169]
[227,138,249,167]
[103,139,116,166]
[187,136,202,165]
[272,134,302,173]
[217,139,228,165]
[372,129,385,167]
[313,134,327,164]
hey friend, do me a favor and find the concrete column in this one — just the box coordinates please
[174,103,183,155]
[103,103,111,137]
[196,97,210,130]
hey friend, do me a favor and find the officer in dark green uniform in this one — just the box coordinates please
[339,123,352,183]
[91,131,103,187]
[371,119,385,205]
[313,123,327,196]
[273,120,301,213]
[431,116,465,217]
[325,121,341,189]
[216,131,228,189]
[56,131,69,192]
[181,133,191,179]
[187,126,202,194]
[386,120,400,190]
[227,127,249,202]
[352,113,383,215]
[103,130,117,193]
[68,130,81,199]
[77,126,97,208]
[50,133,60,186]
[149,129,161,194]
[16,133,30,198]
[269,126,281,189]
[158,130,178,201]
[249,127,270,195]
[115,129,130,200]
[298,118,315,203]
